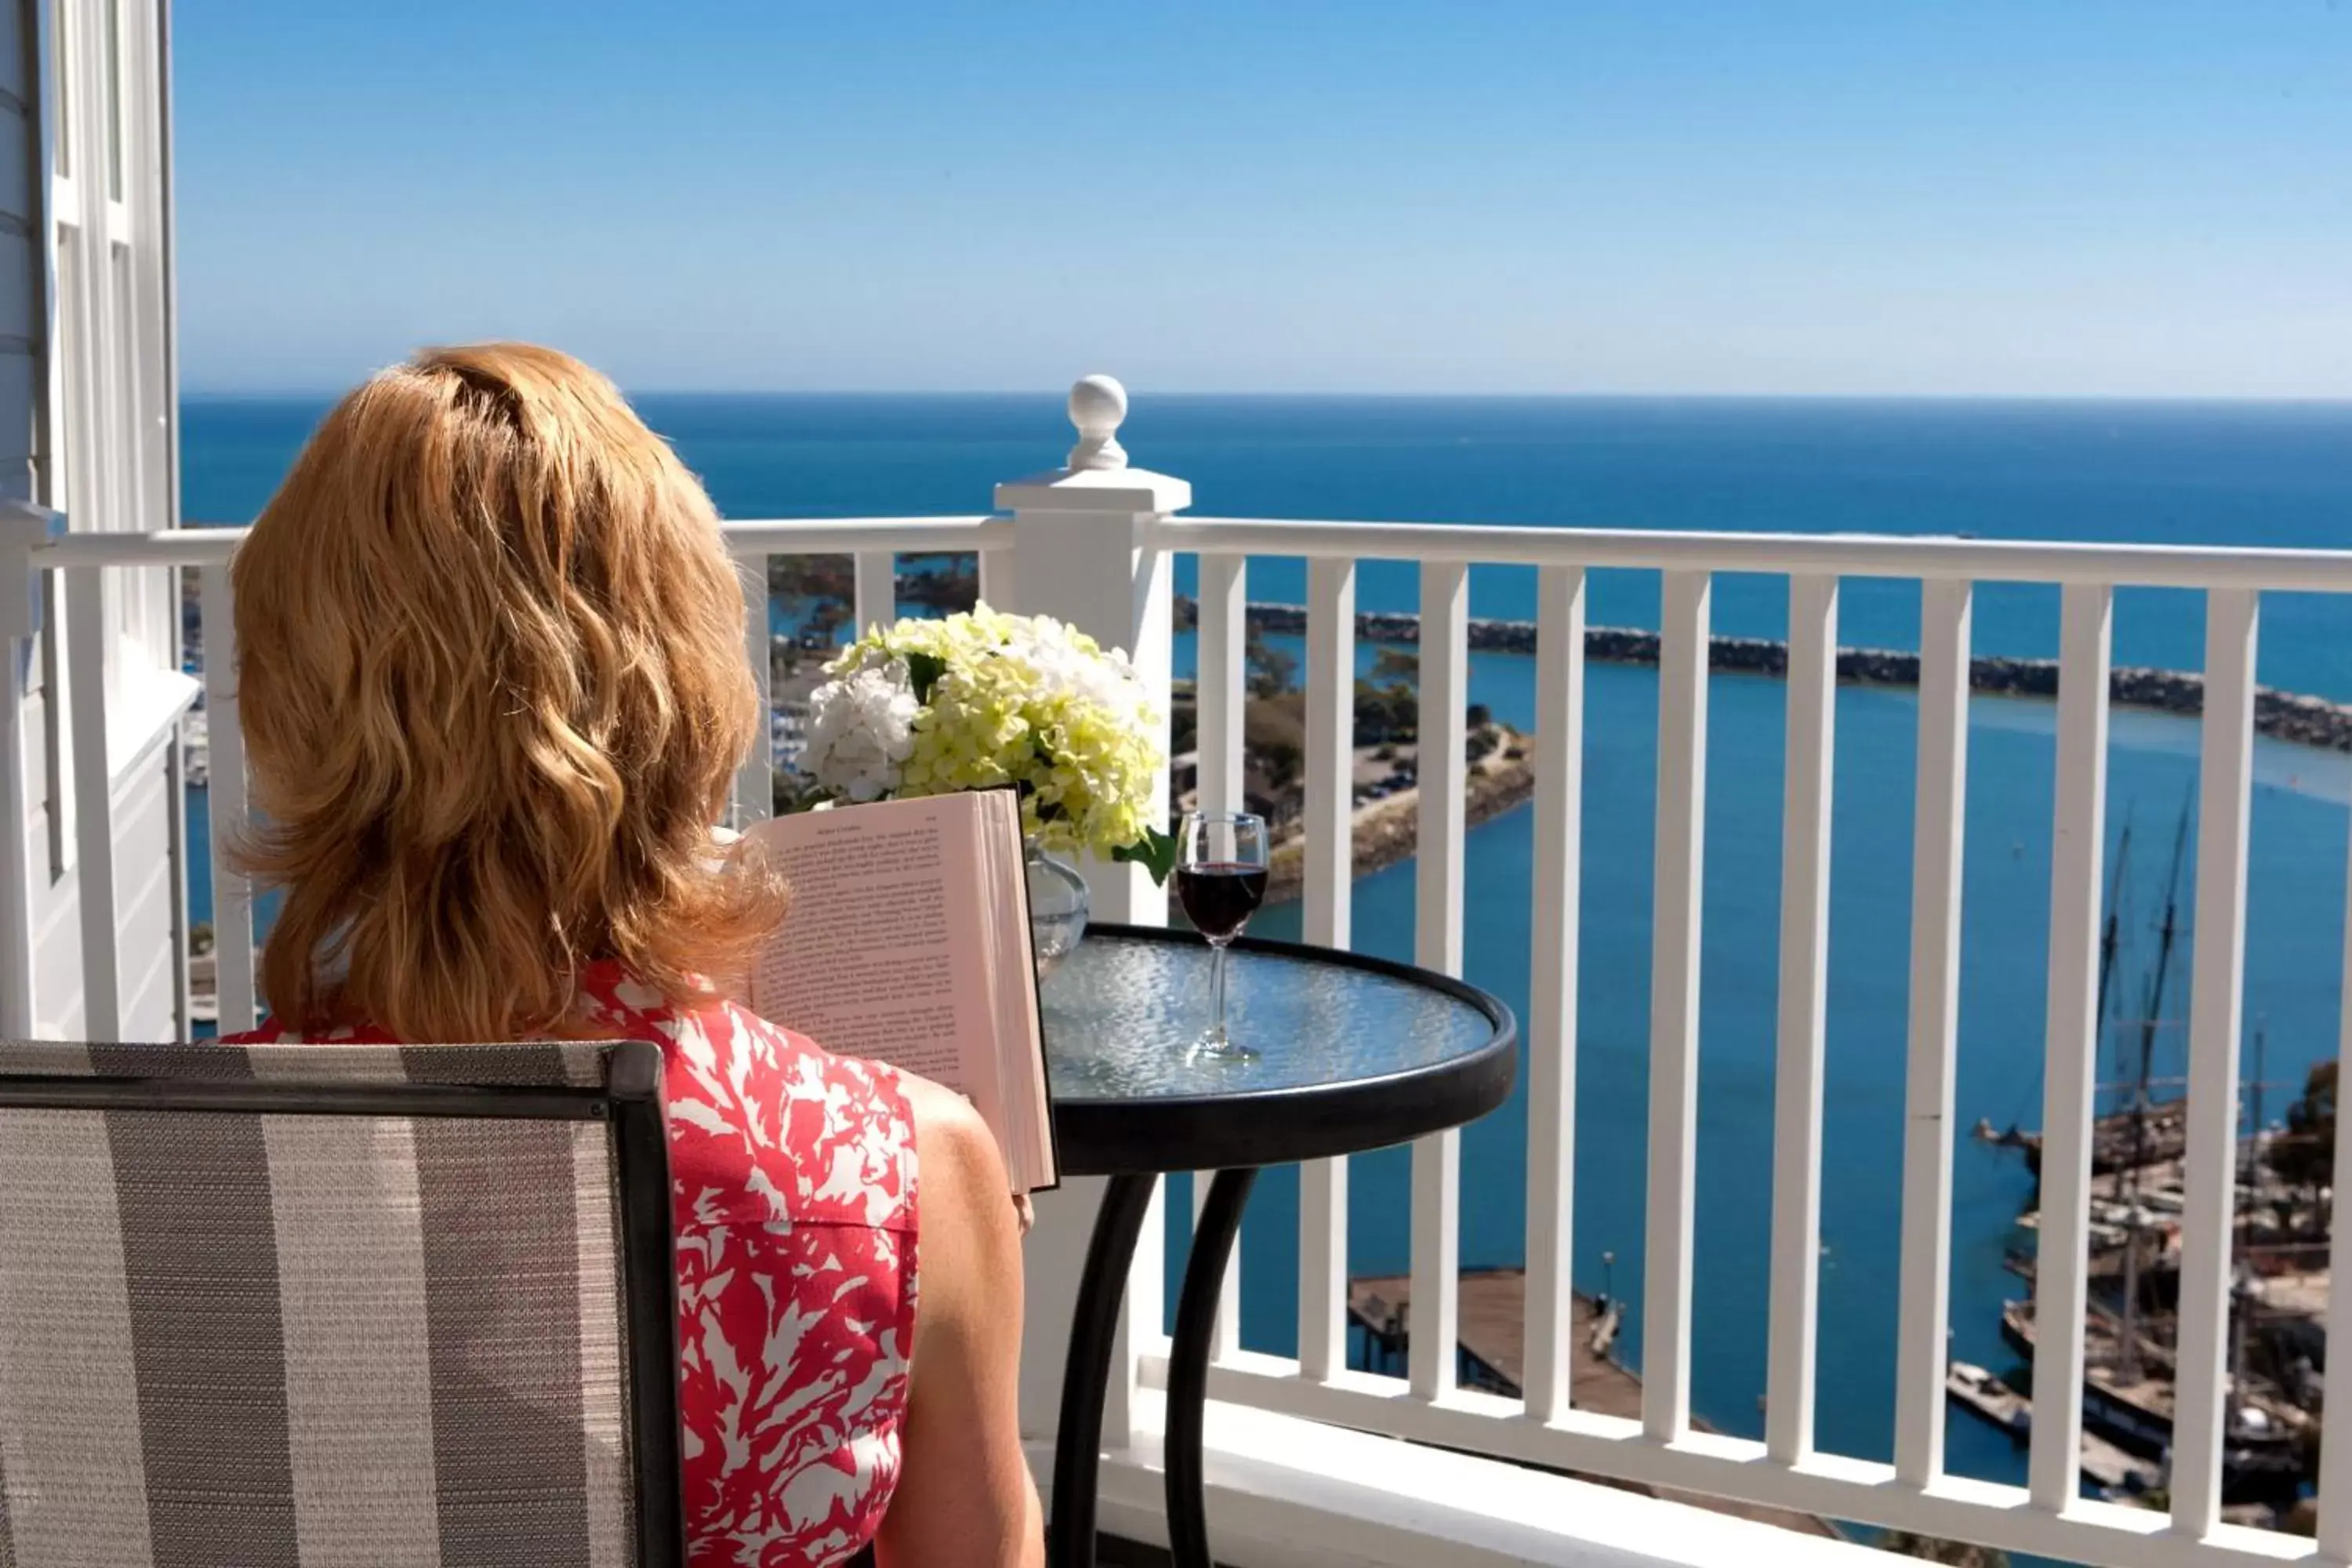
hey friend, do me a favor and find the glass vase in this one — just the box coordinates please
[1024,838,1091,977]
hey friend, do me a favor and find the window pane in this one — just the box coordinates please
[53,0,71,179]
[53,222,77,520]
[106,0,123,201]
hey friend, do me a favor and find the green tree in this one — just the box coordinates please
[769,553,855,608]
[1167,687,1200,757]
[897,552,981,615]
[2275,1059,2336,1192]
[1352,679,1417,744]
[1246,627,1299,699]
[1243,693,1307,793]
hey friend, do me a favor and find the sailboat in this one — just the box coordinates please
[1998,801,2304,1502]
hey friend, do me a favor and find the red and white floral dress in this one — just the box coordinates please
[229,960,920,1566]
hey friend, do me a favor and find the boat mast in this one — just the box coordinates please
[2119,803,2191,1387]
[2034,819,2132,1316]
[2097,817,2132,1081]
[2229,1018,2266,1437]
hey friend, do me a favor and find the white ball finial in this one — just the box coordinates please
[1066,374,1129,471]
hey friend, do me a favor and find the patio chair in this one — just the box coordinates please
[0,1036,681,1568]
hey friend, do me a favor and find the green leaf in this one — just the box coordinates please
[1112,825,1180,886]
[903,651,948,706]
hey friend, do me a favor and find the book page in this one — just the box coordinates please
[748,801,992,1102]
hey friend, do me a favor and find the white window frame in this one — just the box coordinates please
[49,0,180,775]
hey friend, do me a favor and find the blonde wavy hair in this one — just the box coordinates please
[231,343,783,1040]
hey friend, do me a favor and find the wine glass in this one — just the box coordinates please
[1176,811,1270,1061]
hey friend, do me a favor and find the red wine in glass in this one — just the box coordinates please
[1178,811,1269,1061]
[1177,862,1269,941]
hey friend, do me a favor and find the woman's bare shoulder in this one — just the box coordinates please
[895,1074,1003,1190]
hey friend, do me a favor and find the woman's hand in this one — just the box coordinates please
[1012,1192,1034,1238]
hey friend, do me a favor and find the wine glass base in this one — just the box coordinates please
[1189,1033,1258,1064]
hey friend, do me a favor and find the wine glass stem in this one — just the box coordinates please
[1209,940,1230,1046]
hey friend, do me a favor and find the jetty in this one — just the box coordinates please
[1174,593,2352,754]
[1251,724,1534,906]
[1345,1268,1844,1542]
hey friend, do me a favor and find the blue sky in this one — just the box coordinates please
[172,2,2350,397]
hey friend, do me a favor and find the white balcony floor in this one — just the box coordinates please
[1043,1392,1888,1568]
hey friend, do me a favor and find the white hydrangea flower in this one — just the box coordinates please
[803,655,919,802]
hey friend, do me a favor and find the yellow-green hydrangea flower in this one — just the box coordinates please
[803,603,1165,859]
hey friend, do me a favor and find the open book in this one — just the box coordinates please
[742,791,1057,1192]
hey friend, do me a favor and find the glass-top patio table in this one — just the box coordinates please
[1040,924,1516,1568]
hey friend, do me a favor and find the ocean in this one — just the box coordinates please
[182,394,2352,1533]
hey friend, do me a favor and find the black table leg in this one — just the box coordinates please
[1050,1172,1158,1568]
[1165,1167,1258,1568]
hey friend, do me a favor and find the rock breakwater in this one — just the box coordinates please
[1178,596,2352,754]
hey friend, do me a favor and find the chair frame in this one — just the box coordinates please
[0,1042,685,1568]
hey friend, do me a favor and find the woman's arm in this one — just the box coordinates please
[874,1075,1044,1568]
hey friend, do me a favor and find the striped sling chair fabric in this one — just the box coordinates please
[0,1037,682,1568]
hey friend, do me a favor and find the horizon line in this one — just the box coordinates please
[178,387,2352,407]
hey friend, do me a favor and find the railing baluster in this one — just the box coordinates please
[1523,564,1585,1425]
[2325,757,2352,1557]
[735,554,775,827]
[2028,582,2113,1512]
[66,566,121,1038]
[1299,556,1356,1383]
[1197,556,1247,817]
[1196,552,1247,1360]
[1766,573,1837,1464]
[1642,568,1711,1441]
[1410,561,1469,1400]
[853,549,895,637]
[198,563,256,1035]
[978,545,1017,610]
[2169,587,2260,1537]
[1893,577,1973,1486]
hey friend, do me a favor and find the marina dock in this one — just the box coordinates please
[1346,1268,1844,1541]
[1944,1362,2163,1495]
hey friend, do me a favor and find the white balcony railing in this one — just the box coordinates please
[9,380,2352,1568]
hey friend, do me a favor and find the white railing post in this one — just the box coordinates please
[1410,560,1468,1401]
[2325,749,2352,1559]
[1523,564,1585,1424]
[996,376,1188,1451]
[1299,555,1357,1383]
[2030,583,2114,1513]
[1196,551,1248,1360]
[1766,572,1836,1465]
[198,564,256,1034]
[2169,587,2260,1536]
[996,376,1185,927]
[733,557,775,827]
[852,551,895,637]
[1643,568,1711,1442]
[1893,577,1972,1487]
